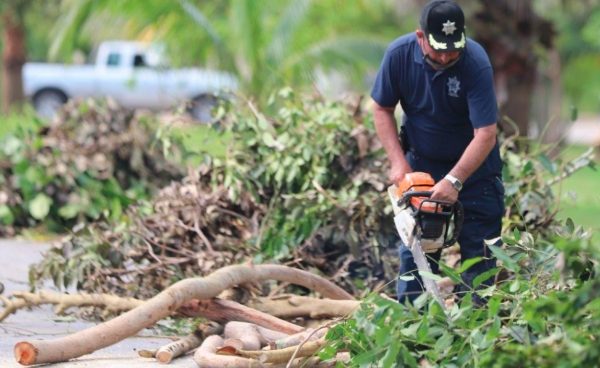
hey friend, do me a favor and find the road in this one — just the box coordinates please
[0,238,194,367]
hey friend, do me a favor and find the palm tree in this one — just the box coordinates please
[48,0,388,103]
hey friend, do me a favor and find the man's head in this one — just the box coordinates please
[416,0,466,70]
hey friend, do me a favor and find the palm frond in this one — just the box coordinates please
[49,0,96,61]
[179,0,235,71]
[266,0,312,65]
[270,36,387,90]
[230,0,265,90]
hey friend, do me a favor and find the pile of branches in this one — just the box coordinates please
[30,92,399,300]
[4,264,361,366]
[29,91,595,305]
[0,98,184,236]
[34,167,262,298]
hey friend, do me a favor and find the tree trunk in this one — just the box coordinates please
[472,0,555,138]
[1,10,26,113]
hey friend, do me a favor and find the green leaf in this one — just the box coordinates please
[439,262,463,285]
[434,331,454,353]
[416,318,429,342]
[513,227,521,241]
[488,245,520,272]
[400,322,420,337]
[457,257,483,274]
[262,132,277,147]
[538,154,556,173]
[380,341,400,368]
[418,270,443,281]
[570,105,578,122]
[565,217,575,234]
[473,267,499,289]
[509,280,520,293]
[487,296,501,318]
[0,205,15,225]
[28,193,52,220]
[58,203,80,219]
[352,348,382,366]
[1,135,22,156]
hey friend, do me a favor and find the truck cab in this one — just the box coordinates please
[23,41,237,121]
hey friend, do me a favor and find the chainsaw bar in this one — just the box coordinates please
[388,185,447,311]
[407,233,446,309]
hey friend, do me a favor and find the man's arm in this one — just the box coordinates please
[431,123,497,202]
[372,101,412,183]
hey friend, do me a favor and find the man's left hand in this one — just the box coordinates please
[431,178,459,203]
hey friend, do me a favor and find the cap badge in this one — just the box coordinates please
[442,20,457,35]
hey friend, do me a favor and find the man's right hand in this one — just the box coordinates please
[372,101,413,185]
[389,161,413,184]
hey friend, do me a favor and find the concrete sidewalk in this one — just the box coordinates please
[0,239,194,367]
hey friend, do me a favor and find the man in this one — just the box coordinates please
[371,0,504,304]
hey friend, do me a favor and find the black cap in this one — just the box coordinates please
[420,0,466,52]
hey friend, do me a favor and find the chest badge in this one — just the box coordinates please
[447,76,460,97]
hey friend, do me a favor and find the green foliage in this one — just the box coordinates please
[0,99,183,234]
[326,225,599,367]
[500,138,595,238]
[540,1,600,113]
[324,138,599,366]
[562,55,600,112]
[29,91,396,297]
[209,89,392,265]
[0,106,44,140]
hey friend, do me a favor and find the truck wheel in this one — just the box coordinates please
[189,94,219,124]
[33,90,68,119]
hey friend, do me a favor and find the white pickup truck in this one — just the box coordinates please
[23,41,237,121]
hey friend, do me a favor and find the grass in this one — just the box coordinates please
[553,145,600,242]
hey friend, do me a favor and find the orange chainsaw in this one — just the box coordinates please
[388,172,464,309]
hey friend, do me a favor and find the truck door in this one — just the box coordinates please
[97,45,161,109]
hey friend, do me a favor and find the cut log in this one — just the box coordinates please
[273,328,327,349]
[14,264,353,365]
[223,321,290,350]
[179,298,304,334]
[0,291,142,321]
[155,322,223,363]
[250,295,360,319]
[223,321,263,350]
[233,339,327,365]
[194,335,263,368]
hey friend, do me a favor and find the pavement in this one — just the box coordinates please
[565,116,600,146]
[0,239,195,367]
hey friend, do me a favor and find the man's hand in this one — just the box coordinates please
[431,178,459,203]
[373,102,413,185]
[389,161,413,185]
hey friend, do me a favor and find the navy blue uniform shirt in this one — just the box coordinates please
[371,33,501,183]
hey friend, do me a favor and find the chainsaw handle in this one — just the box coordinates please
[399,190,434,204]
[400,190,464,247]
[443,200,463,247]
